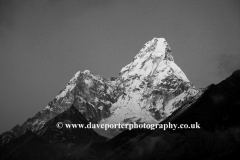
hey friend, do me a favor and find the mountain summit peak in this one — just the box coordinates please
[139,37,173,60]
[120,38,174,79]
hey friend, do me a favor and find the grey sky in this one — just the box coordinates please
[0,0,239,134]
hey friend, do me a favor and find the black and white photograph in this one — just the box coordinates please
[0,0,240,159]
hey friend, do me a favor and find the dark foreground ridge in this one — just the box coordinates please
[1,70,240,160]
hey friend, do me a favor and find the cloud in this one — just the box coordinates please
[217,53,240,77]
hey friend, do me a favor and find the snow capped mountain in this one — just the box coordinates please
[1,37,201,144]
[99,38,200,135]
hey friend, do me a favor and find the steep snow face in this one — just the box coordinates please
[120,38,173,79]
[120,38,186,82]
[100,38,200,129]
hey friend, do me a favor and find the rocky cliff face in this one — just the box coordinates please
[1,37,201,144]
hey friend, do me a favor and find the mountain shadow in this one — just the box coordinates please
[0,130,63,160]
